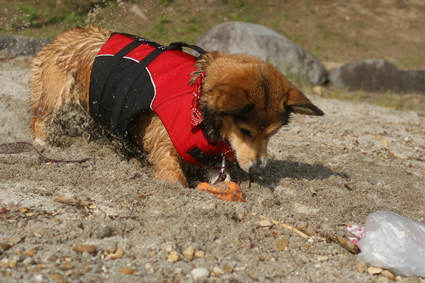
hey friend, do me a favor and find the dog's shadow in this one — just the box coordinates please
[231,159,350,188]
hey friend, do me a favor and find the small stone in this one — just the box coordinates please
[22,257,34,266]
[148,257,157,264]
[8,259,17,268]
[108,253,121,259]
[65,270,73,277]
[48,254,58,262]
[241,242,252,249]
[164,244,173,253]
[382,270,395,280]
[61,262,73,270]
[223,264,233,273]
[1,208,6,213]
[73,245,96,254]
[167,251,179,262]
[298,222,308,229]
[149,251,155,256]
[17,221,25,228]
[34,232,42,238]
[367,266,383,275]
[0,258,8,268]
[174,268,183,274]
[213,266,224,275]
[317,256,329,262]
[49,273,63,281]
[120,268,135,275]
[0,243,10,251]
[191,267,209,281]
[408,275,421,283]
[116,248,124,256]
[395,275,402,281]
[183,246,194,261]
[276,239,289,251]
[82,251,90,258]
[367,178,378,185]
[145,263,154,274]
[378,276,389,283]
[21,208,28,213]
[194,250,205,258]
[25,250,36,257]
[312,85,324,95]
[260,219,272,227]
[234,238,241,246]
[357,260,367,273]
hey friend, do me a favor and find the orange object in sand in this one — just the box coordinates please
[197,181,245,202]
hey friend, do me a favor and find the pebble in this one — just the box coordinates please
[82,251,90,258]
[0,258,8,268]
[223,264,233,273]
[260,219,272,227]
[234,238,241,246]
[116,248,124,256]
[8,258,17,268]
[194,250,205,258]
[191,267,209,281]
[409,275,421,283]
[357,260,367,273]
[65,270,73,277]
[61,262,73,270]
[241,242,252,249]
[22,257,34,266]
[17,221,25,228]
[378,276,389,283]
[276,239,289,251]
[167,251,179,262]
[213,266,224,275]
[144,263,154,274]
[120,268,135,275]
[24,250,36,257]
[382,270,395,280]
[183,246,194,261]
[108,253,121,259]
[0,243,11,251]
[34,232,42,238]
[367,266,383,275]
[164,244,173,253]
[237,214,244,221]
[73,245,96,254]
[367,177,378,185]
[395,275,402,281]
[317,256,329,262]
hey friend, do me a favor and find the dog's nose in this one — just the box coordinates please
[248,159,266,175]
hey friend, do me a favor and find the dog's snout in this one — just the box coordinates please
[248,158,267,175]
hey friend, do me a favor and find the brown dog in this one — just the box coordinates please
[30,25,324,187]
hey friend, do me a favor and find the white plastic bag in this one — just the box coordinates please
[358,210,425,276]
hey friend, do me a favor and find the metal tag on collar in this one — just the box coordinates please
[214,154,227,184]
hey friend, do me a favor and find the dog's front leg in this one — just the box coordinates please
[131,113,188,187]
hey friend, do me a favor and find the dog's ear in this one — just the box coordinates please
[285,89,324,116]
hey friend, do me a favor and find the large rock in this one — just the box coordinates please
[329,59,425,94]
[195,21,327,85]
[0,35,52,58]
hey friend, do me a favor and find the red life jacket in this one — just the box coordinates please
[89,33,236,167]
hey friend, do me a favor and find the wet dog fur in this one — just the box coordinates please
[30,25,324,187]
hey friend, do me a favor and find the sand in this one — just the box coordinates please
[0,59,424,282]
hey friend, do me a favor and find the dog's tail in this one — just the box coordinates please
[30,25,111,139]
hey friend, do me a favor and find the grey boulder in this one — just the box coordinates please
[329,59,425,94]
[0,35,53,58]
[195,21,327,85]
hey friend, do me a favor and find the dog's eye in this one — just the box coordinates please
[240,128,252,137]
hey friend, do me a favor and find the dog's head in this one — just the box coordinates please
[196,52,324,175]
